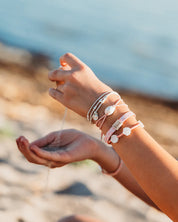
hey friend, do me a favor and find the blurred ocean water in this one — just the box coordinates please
[0,0,178,100]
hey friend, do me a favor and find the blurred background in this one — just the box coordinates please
[0,0,177,222]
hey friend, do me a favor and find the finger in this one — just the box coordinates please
[30,146,69,162]
[49,88,64,103]
[19,137,50,166]
[16,137,21,151]
[60,53,85,69]
[59,64,71,71]
[16,136,26,153]
[56,82,65,93]
[30,132,56,148]
[49,161,65,169]
[48,69,71,82]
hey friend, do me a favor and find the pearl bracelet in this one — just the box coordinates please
[109,120,144,144]
[104,111,136,144]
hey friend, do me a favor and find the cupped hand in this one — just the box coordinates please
[16,129,98,168]
[48,53,112,117]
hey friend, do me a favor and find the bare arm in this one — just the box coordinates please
[16,129,160,210]
[46,53,178,220]
[93,141,160,211]
[94,95,178,220]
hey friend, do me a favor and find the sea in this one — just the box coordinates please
[0,0,178,101]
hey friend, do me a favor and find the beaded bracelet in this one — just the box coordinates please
[104,111,136,144]
[89,91,120,122]
[102,158,123,176]
[109,120,144,144]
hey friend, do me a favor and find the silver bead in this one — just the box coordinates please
[92,112,99,121]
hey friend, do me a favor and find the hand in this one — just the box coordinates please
[16,129,98,168]
[48,53,112,117]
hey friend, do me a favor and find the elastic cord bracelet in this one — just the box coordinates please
[109,120,144,144]
[104,111,136,144]
[102,158,123,177]
[89,94,109,123]
[89,91,120,122]
[87,91,110,121]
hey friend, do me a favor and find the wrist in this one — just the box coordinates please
[91,139,120,173]
[94,93,138,136]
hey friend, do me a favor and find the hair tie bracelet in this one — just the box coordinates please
[89,91,120,123]
[102,158,123,177]
[104,111,136,144]
[109,120,144,144]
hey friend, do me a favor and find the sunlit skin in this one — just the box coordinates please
[16,129,159,210]
[17,53,178,222]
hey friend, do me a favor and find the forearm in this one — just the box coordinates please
[48,53,178,220]
[94,142,160,210]
[99,96,178,221]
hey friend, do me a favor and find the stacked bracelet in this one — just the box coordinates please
[87,91,110,121]
[96,99,129,130]
[104,111,136,144]
[87,91,120,123]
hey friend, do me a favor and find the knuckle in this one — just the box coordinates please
[48,70,57,80]
[52,70,58,78]
[79,64,86,71]
[63,83,70,93]
[64,52,73,59]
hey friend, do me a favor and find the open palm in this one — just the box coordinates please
[16,129,97,168]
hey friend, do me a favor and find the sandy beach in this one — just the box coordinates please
[0,44,177,222]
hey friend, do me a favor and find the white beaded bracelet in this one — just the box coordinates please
[109,120,144,144]
[104,111,135,144]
